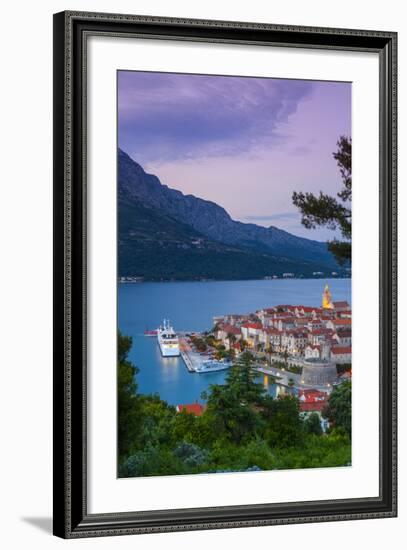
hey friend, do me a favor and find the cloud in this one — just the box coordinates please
[118,71,314,163]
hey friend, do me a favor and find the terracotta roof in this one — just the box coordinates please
[311,328,334,335]
[339,371,352,379]
[242,322,262,330]
[265,328,281,335]
[176,404,206,416]
[332,318,352,325]
[333,301,350,308]
[298,389,327,401]
[331,346,352,355]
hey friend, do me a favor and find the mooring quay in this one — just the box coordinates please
[179,336,209,372]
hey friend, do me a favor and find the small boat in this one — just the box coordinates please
[195,359,232,373]
[144,329,158,336]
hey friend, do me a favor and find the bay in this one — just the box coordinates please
[118,278,351,405]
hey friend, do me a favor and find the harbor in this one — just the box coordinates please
[119,278,351,405]
[175,336,331,391]
[144,282,350,394]
[151,329,333,393]
[153,320,233,374]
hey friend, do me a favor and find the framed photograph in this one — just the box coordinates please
[53,11,397,538]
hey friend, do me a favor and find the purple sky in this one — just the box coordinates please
[118,71,351,241]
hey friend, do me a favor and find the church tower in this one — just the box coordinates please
[322,284,334,309]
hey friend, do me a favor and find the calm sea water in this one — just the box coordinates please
[118,278,351,405]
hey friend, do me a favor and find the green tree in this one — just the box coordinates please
[171,408,198,444]
[173,441,209,467]
[139,394,177,447]
[292,136,351,264]
[262,395,303,448]
[281,348,289,369]
[214,348,230,360]
[120,444,185,477]
[323,381,352,436]
[117,332,142,459]
[203,352,267,444]
[227,352,267,405]
[304,412,323,436]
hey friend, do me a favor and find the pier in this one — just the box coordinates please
[179,337,210,373]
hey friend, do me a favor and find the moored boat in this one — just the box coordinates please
[195,359,232,373]
[144,329,158,336]
[157,319,180,357]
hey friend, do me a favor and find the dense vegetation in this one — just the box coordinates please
[118,333,351,477]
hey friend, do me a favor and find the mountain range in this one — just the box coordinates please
[118,149,344,281]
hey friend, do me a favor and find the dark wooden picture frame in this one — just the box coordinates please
[53,10,397,538]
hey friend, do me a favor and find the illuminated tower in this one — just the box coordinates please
[322,284,334,309]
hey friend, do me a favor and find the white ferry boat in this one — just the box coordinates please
[157,319,180,357]
[195,359,232,374]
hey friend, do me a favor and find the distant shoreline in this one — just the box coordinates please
[118,276,351,285]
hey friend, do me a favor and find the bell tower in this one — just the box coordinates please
[322,284,334,309]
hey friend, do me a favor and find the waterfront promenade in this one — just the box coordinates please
[179,337,333,393]
[179,337,210,372]
[254,364,333,393]
[179,335,334,393]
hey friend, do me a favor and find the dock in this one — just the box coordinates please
[179,337,210,373]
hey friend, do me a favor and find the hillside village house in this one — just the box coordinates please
[335,330,352,346]
[281,330,309,355]
[304,344,321,359]
[332,301,350,312]
[214,323,241,342]
[331,346,352,364]
[259,328,282,351]
[275,317,296,331]
[213,314,249,327]
[308,328,335,346]
[298,389,330,432]
[308,319,323,330]
[326,318,352,331]
[295,306,321,317]
[293,317,310,328]
[338,309,352,319]
[241,322,262,348]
